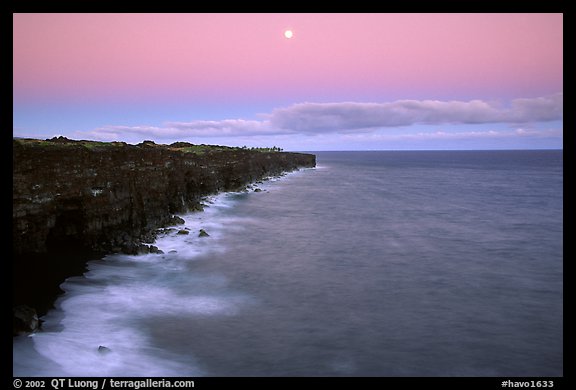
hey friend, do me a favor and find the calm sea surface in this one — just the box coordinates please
[13,150,563,376]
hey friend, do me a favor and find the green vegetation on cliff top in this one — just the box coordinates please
[14,137,284,154]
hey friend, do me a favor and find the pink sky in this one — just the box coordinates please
[13,13,562,102]
[13,13,563,150]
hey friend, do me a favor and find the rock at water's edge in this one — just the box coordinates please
[149,245,164,254]
[168,215,186,225]
[13,305,39,335]
[13,139,316,327]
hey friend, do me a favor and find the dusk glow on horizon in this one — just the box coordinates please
[13,13,563,150]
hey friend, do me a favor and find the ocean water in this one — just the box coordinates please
[13,150,563,377]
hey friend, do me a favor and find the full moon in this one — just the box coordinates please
[284,30,294,39]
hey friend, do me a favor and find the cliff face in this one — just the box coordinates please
[13,138,316,255]
[13,138,315,322]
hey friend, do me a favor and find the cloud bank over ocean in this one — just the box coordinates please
[83,94,563,142]
[14,13,562,150]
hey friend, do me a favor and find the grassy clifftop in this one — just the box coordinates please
[14,137,285,154]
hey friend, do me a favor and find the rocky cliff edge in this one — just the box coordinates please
[13,137,315,326]
[13,137,315,255]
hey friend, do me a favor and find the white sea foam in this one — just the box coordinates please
[14,171,303,377]
[15,152,563,376]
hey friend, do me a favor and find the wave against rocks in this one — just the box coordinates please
[13,137,315,323]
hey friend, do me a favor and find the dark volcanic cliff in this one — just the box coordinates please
[13,138,315,255]
[13,138,315,319]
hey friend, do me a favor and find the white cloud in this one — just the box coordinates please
[514,128,563,137]
[84,120,290,140]
[508,94,563,122]
[166,120,287,136]
[269,93,563,133]
[339,128,563,143]
[80,94,562,141]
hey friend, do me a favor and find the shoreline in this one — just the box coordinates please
[13,138,315,334]
[13,172,294,319]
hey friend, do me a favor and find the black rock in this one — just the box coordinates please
[120,242,153,255]
[191,203,205,212]
[169,215,186,225]
[98,346,112,354]
[121,242,137,255]
[149,245,161,254]
[141,232,157,244]
[13,305,39,335]
[199,229,210,237]
[137,244,151,255]
[177,229,190,235]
